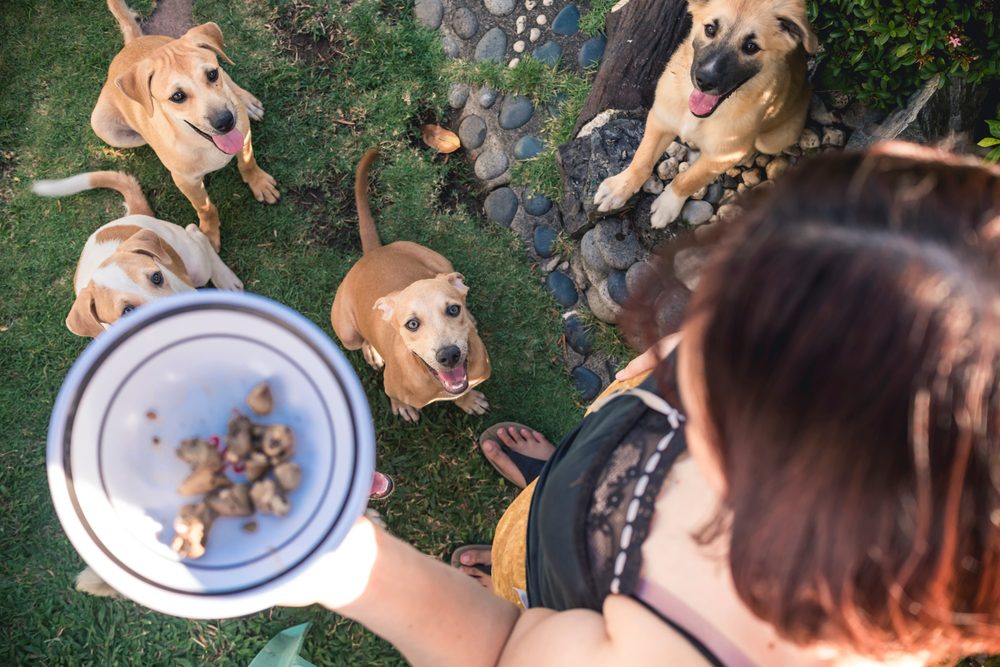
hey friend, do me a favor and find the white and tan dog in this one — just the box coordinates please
[595,0,817,228]
[92,0,279,250]
[331,150,490,422]
[33,171,243,337]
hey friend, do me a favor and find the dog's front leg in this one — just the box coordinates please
[594,114,676,214]
[390,397,422,422]
[651,152,742,228]
[184,224,243,291]
[226,75,265,121]
[455,390,489,416]
[236,125,280,205]
[172,172,222,251]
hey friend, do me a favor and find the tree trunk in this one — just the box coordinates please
[576,0,691,132]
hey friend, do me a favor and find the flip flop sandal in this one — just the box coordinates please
[450,544,492,577]
[368,471,395,501]
[478,422,548,488]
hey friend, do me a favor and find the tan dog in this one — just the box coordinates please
[595,0,817,228]
[92,0,279,250]
[331,150,490,422]
[32,171,243,336]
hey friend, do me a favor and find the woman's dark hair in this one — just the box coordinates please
[627,143,1000,657]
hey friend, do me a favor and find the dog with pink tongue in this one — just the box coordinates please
[594,0,817,229]
[90,0,279,250]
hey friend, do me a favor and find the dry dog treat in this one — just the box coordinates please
[259,424,295,459]
[247,382,274,416]
[225,414,255,464]
[177,438,223,470]
[171,503,216,559]
[244,451,270,482]
[170,382,300,559]
[177,467,231,496]
[249,478,291,517]
[206,483,253,517]
[273,462,302,492]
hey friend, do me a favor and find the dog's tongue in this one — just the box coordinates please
[437,366,468,393]
[689,90,721,117]
[212,127,244,155]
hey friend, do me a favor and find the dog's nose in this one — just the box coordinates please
[693,55,724,93]
[211,110,236,133]
[436,345,462,368]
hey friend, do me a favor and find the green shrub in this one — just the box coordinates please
[808,0,999,110]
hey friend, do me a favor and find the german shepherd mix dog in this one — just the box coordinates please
[595,0,817,228]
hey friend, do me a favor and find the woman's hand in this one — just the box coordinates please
[615,333,682,381]
[279,515,379,610]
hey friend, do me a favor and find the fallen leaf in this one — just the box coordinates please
[421,124,460,154]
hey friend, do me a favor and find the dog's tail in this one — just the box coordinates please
[32,171,154,217]
[355,149,382,254]
[107,0,143,44]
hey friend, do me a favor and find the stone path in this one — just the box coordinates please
[418,1,853,401]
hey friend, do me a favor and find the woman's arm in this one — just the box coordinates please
[283,518,681,667]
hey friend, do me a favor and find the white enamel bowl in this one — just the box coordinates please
[47,291,374,618]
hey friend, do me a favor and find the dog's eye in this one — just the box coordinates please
[704,23,716,38]
[206,69,219,83]
[170,91,187,103]
[446,304,461,317]
[742,38,760,55]
[122,305,135,316]
[150,271,163,286]
[405,318,420,331]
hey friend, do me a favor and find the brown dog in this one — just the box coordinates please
[91,0,279,250]
[331,151,490,422]
[595,0,817,228]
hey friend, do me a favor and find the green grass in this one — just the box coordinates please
[0,0,581,664]
[579,0,616,36]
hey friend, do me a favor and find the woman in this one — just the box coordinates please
[283,143,1000,665]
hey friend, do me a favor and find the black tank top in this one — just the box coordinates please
[525,353,730,666]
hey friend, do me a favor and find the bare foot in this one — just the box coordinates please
[481,425,554,489]
[454,546,492,589]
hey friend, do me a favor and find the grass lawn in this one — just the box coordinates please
[0,0,584,663]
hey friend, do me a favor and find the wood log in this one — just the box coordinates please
[576,0,691,132]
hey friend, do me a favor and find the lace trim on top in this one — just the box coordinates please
[585,386,686,598]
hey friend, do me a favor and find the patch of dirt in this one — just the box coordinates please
[287,177,361,253]
[269,0,348,68]
[437,156,484,217]
[141,0,193,38]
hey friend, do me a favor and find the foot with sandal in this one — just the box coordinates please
[451,423,555,588]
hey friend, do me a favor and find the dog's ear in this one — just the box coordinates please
[439,272,469,296]
[183,23,234,65]
[374,294,396,321]
[115,61,155,117]
[117,229,165,261]
[777,12,818,55]
[66,286,104,337]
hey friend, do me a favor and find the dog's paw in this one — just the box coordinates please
[594,172,639,213]
[391,398,421,422]
[649,188,686,229]
[212,266,244,291]
[198,222,222,252]
[246,169,280,204]
[242,95,265,122]
[362,342,384,370]
[456,390,489,416]
[76,567,121,598]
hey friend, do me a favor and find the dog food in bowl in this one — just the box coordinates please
[171,383,303,559]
